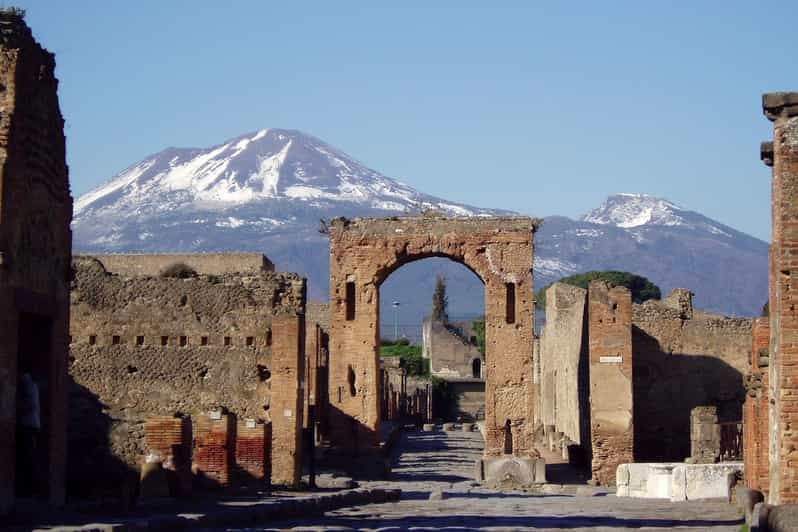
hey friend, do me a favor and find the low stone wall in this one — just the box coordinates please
[617,462,742,502]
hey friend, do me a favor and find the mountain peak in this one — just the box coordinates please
[580,193,686,228]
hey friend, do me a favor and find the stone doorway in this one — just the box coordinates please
[328,214,544,484]
[15,312,54,501]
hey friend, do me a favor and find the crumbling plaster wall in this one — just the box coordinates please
[68,257,306,489]
[632,291,751,462]
[538,282,588,447]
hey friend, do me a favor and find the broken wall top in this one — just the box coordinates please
[330,215,540,239]
[72,257,305,317]
[82,253,274,277]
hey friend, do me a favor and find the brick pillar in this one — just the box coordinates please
[764,92,798,504]
[145,415,192,496]
[690,406,720,463]
[270,313,304,487]
[587,281,633,486]
[193,412,233,488]
[483,273,536,458]
[235,419,269,485]
[745,317,770,493]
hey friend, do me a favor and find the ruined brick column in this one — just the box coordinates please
[588,282,633,486]
[689,406,720,463]
[0,11,72,513]
[764,92,798,504]
[744,317,770,493]
[270,313,305,487]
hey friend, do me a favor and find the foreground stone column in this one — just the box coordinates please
[764,92,798,504]
[588,282,633,486]
[270,313,305,487]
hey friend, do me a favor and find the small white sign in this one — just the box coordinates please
[600,355,623,364]
[245,419,257,429]
[209,410,223,420]
[283,409,293,418]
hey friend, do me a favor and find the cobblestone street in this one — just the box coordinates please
[229,429,744,531]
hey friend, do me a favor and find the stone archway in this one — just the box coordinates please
[328,214,544,483]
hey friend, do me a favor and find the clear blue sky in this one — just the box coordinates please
[17,1,798,241]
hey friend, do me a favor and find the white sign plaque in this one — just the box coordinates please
[599,355,623,364]
[283,409,293,418]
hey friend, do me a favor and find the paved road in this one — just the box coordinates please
[228,429,744,531]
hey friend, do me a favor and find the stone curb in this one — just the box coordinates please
[41,488,402,532]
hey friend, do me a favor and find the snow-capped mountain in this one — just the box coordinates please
[75,128,499,226]
[73,129,768,325]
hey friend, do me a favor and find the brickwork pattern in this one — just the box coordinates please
[0,12,72,513]
[744,317,770,493]
[234,420,270,483]
[764,92,798,504]
[193,413,232,487]
[145,415,192,496]
[270,314,305,487]
[588,282,633,486]
[328,215,539,462]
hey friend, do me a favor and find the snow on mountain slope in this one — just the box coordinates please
[72,130,768,318]
[74,128,498,223]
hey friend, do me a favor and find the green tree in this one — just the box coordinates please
[535,270,661,309]
[432,275,448,323]
[472,319,486,355]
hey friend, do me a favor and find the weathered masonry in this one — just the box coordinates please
[762,92,798,505]
[537,283,751,485]
[68,254,308,497]
[329,214,543,484]
[0,11,73,514]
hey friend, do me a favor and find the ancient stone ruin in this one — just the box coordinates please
[0,10,73,513]
[67,254,313,497]
[537,282,752,485]
[328,214,544,484]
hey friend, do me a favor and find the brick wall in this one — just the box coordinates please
[763,92,798,504]
[144,415,192,496]
[270,314,304,487]
[744,317,770,493]
[68,256,307,495]
[193,413,232,488]
[588,282,633,486]
[234,419,270,484]
[0,11,72,513]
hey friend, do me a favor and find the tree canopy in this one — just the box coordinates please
[535,270,661,308]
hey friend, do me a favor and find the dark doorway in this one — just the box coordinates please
[15,312,53,500]
[472,358,482,379]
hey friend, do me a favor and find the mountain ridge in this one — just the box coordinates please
[72,128,768,323]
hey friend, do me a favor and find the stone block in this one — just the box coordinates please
[442,422,456,432]
[768,504,798,532]
[670,463,743,502]
[422,423,436,432]
[461,422,474,432]
[475,456,546,488]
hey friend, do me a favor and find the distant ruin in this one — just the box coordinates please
[537,283,751,484]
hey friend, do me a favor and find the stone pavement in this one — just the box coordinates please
[230,428,744,531]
